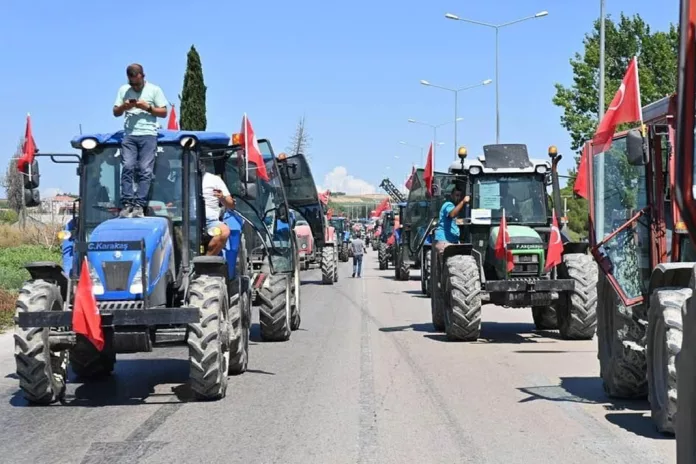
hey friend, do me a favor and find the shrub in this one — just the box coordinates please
[0,245,61,292]
[0,210,18,224]
[0,289,14,331]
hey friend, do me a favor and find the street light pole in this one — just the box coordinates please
[419,80,492,158]
[445,10,548,143]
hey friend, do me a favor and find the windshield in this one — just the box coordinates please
[278,154,325,244]
[472,174,548,224]
[224,150,293,272]
[82,145,185,237]
[329,218,345,234]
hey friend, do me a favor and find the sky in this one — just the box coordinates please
[0,0,677,198]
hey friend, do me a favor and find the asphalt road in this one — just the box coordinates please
[0,252,677,464]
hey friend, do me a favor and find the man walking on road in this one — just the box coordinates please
[351,232,365,278]
[113,63,169,218]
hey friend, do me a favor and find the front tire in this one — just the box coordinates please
[532,306,558,331]
[258,274,292,342]
[14,280,67,405]
[378,243,388,270]
[422,249,431,296]
[187,275,229,400]
[321,247,336,285]
[556,253,598,340]
[647,288,689,434]
[443,255,482,341]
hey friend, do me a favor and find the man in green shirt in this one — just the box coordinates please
[113,63,168,218]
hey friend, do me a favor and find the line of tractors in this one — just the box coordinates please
[13,129,343,403]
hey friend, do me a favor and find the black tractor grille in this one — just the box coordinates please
[102,261,133,291]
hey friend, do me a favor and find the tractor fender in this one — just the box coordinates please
[222,211,245,280]
[24,262,69,299]
[649,263,695,294]
[325,226,336,244]
[192,256,228,279]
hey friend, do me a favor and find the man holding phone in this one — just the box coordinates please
[113,63,168,218]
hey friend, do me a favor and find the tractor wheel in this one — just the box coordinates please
[394,252,402,280]
[596,272,648,398]
[647,288,690,434]
[378,243,388,270]
[532,306,558,331]
[333,248,339,282]
[187,274,230,400]
[291,259,302,331]
[443,255,482,341]
[399,258,410,281]
[321,247,336,285]
[422,249,431,296]
[14,280,68,405]
[70,333,116,379]
[556,253,598,340]
[430,252,445,331]
[258,274,292,342]
[677,275,696,462]
[228,281,251,375]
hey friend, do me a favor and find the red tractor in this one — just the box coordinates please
[294,218,316,271]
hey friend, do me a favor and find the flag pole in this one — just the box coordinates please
[244,113,249,184]
[596,0,606,242]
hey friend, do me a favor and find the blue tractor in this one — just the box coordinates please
[14,130,254,404]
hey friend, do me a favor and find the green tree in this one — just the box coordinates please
[179,45,207,131]
[2,139,25,215]
[552,13,678,239]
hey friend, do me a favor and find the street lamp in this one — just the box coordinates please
[419,79,492,157]
[407,117,463,158]
[444,10,548,143]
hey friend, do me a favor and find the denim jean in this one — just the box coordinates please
[353,254,363,276]
[121,134,157,208]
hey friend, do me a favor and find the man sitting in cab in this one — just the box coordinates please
[433,184,469,253]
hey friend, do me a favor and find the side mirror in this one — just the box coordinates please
[24,188,40,207]
[23,160,40,189]
[626,129,648,166]
[241,183,257,201]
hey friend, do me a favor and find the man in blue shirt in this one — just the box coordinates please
[113,63,169,218]
[434,187,469,253]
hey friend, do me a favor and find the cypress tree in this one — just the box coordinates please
[179,45,207,131]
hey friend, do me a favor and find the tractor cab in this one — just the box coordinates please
[275,152,338,283]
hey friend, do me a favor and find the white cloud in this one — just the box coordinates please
[317,166,376,195]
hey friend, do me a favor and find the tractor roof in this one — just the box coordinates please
[448,143,550,174]
[71,129,230,149]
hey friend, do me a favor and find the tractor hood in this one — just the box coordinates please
[488,225,543,247]
[87,217,172,300]
[294,224,312,238]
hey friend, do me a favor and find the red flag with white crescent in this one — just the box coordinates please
[544,209,563,272]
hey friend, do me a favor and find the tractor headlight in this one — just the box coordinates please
[535,165,548,175]
[57,230,71,241]
[302,243,307,249]
[87,262,105,295]
[180,136,197,148]
[80,138,98,150]
[130,266,148,295]
[468,166,481,176]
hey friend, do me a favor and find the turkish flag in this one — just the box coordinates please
[17,114,37,173]
[494,209,514,272]
[573,147,589,199]
[240,114,270,182]
[327,208,333,220]
[592,56,642,156]
[544,209,563,272]
[72,258,105,351]
[405,165,416,190]
[375,198,390,216]
[318,190,330,205]
[167,105,179,130]
[423,142,434,196]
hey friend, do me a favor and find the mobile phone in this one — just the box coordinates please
[128,99,136,103]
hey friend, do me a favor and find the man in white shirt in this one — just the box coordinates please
[202,169,236,256]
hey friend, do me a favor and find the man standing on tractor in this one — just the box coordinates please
[113,63,169,218]
[351,231,365,278]
[434,186,469,252]
[201,162,237,256]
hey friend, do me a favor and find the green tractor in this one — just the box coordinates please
[377,209,398,270]
[330,217,350,262]
[429,144,597,341]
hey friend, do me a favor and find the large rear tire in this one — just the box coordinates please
[187,275,229,400]
[443,255,482,341]
[321,247,336,285]
[532,306,558,331]
[258,274,292,342]
[69,333,116,379]
[14,280,67,405]
[556,253,597,340]
[596,272,648,398]
[677,272,696,463]
[647,288,689,434]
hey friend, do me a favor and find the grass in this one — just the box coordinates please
[0,223,62,331]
